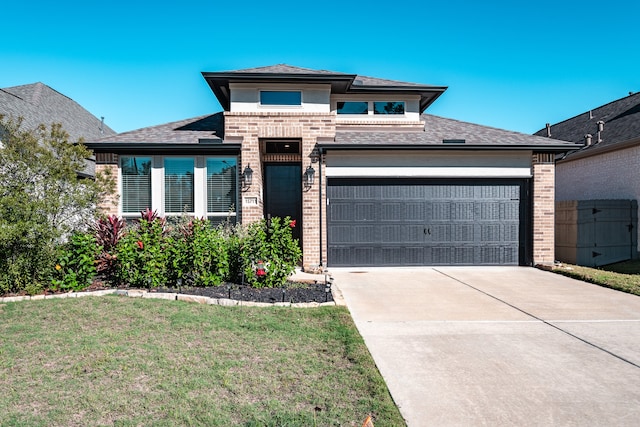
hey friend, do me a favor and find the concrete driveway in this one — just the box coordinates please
[330,267,640,426]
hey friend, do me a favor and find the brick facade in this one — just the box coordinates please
[532,153,556,265]
[224,112,335,270]
[556,144,640,252]
[95,162,119,216]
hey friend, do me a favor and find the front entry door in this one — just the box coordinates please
[264,163,302,242]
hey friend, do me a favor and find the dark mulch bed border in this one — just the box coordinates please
[155,281,334,304]
[2,280,334,305]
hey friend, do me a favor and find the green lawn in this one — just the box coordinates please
[0,296,405,426]
[551,259,640,296]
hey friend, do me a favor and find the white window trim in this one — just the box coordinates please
[120,155,238,219]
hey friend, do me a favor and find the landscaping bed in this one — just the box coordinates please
[155,280,334,304]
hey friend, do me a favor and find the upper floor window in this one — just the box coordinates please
[260,91,302,106]
[374,101,405,115]
[337,101,368,115]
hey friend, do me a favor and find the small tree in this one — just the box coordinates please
[0,116,115,294]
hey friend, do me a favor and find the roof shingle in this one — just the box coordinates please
[534,92,640,148]
[330,114,579,149]
[0,82,116,142]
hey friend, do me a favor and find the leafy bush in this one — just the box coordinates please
[51,232,100,292]
[239,216,302,288]
[0,117,114,294]
[115,214,168,288]
[166,218,229,287]
[94,215,126,281]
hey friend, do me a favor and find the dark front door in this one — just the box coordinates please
[264,163,302,241]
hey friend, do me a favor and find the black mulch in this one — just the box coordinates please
[154,281,334,304]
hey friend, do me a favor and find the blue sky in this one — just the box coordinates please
[2,0,638,135]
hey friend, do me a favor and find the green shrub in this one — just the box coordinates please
[51,232,100,292]
[239,217,302,288]
[0,117,115,296]
[115,215,168,288]
[166,218,229,287]
[191,220,229,286]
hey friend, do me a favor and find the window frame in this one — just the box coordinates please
[259,90,302,106]
[163,157,196,215]
[373,101,406,115]
[206,157,238,222]
[119,155,239,220]
[119,155,152,217]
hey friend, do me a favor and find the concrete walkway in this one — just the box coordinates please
[330,267,640,426]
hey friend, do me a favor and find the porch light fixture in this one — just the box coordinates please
[303,165,315,189]
[242,164,253,190]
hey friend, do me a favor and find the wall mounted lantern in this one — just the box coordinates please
[303,165,315,189]
[242,164,253,190]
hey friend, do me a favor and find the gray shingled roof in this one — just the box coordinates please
[90,113,224,144]
[203,64,447,112]
[229,64,430,87]
[228,64,348,75]
[92,111,577,152]
[328,114,579,150]
[0,82,116,142]
[534,92,640,148]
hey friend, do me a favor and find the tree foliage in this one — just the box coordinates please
[0,116,115,294]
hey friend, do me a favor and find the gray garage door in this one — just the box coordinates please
[327,179,526,266]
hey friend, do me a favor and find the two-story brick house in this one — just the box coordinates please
[86,65,579,269]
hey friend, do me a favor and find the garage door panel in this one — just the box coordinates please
[327,179,526,266]
[405,202,425,221]
[432,202,451,220]
[405,225,426,242]
[381,203,403,221]
[328,225,352,243]
[329,203,353,222]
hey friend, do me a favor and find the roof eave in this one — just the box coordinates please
[317,143,582,153]
[347,85,448,112]
[202,71,357,110]
[558,136,640,163]
[84,142,241,155]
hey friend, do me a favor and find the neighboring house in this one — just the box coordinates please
[534,91,640,261]
[86,64,579,269]
[0,82,116,177]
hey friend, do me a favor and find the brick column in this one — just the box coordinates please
[95,158,119,216]
[532,153,555,265]
[224,112,335,271]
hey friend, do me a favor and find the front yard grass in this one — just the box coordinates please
[0,296,405,426]
[551,260,640,296]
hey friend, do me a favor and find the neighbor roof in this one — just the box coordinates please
[0,82,116,141]
[202,64,447,112]
[322,114,581,152]
[534,92,640,149]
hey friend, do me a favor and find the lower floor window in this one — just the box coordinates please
[120,155,237,221]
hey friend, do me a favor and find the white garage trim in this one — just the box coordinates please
[325,166,531,178]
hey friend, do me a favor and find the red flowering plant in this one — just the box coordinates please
[289,219,296,228]
[239,216,302,288]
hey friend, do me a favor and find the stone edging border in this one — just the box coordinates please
[1,286,347,308]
